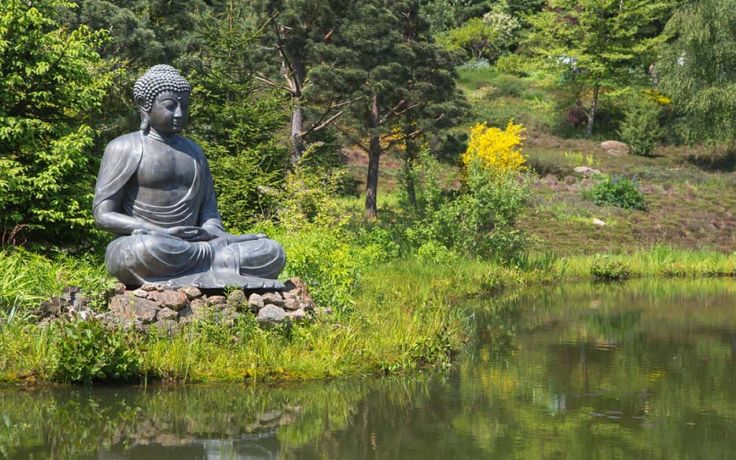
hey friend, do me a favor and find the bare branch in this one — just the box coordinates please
[254,73,296,95]
[303,110,344,136]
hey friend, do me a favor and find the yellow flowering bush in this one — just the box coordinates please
[462,121,526,173]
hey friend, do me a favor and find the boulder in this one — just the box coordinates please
[574,166,601,177]
[248,293,265,312]
[261,292,285,308]
[226,290,247,309]
[283,277,315,311]
[157,307,179,321]
[592,218,606,227]
[601,140,629,156]
[179,286,202,300]
[257,304,287,325]
[206,295,226,305]
[150,290,188,311]
[141,283,164,292]
[132,289,149,299]
[108,295,159,324]
[287,308,308,322]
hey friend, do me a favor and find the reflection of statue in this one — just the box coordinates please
[93,65,285,289]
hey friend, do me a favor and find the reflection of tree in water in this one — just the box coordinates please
[289,280,736,459]
[6,280,736,459]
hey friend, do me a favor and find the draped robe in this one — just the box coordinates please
[93,132,285,288]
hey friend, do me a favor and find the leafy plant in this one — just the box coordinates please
[584,175,647,211]
[591,256,631,281]
[0,0,112,244]
[53,320,142,384]
[618,97,664,156]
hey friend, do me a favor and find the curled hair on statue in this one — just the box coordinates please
[133,64,191,112]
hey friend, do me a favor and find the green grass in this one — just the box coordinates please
[0,249,114,315]
[557,246,736,280]
[0,254,524,384]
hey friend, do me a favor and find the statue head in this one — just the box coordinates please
[133,65,192,135]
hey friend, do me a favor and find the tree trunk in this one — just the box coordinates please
[290,100,306,165]
[287,57,307,165]
[402,126,418,210]
[365,94,381,220]
[586,84,600,137]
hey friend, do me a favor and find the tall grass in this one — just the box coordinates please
[558,246,736,280]
[0,249,113,314]
[143,259,520,383]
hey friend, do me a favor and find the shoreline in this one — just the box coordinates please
[2,246,736,385]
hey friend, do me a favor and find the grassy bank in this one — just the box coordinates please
[0,249,523,384]
[3,244,736,384]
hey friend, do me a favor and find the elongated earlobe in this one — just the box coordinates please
[139,111,150,133]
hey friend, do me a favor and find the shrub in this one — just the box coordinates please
[0,0,112,244]
[618,97,664,156]
[584,175,647,211]
[591,256,630,281]
[462,121,527,174]
[495,53,531,76]
[53,320,142,384]
[406,160,529,264]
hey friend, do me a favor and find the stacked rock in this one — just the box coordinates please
[103,277,321,333]
[36,277,326,334]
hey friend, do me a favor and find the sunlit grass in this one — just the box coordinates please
[0,249,114,314]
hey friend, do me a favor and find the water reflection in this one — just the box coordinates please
[4,279,736,459]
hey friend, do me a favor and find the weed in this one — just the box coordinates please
[584,175,647,211]
[52,320,142,385]
[590,256,631,281]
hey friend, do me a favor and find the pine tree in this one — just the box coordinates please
[332,0,464,218]
[253,0,360,164]
[186,2,289,232]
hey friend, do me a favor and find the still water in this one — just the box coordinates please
[4,279,736,459]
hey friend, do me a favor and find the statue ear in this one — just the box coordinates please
[136,96,151,132]
[134,95,148,112]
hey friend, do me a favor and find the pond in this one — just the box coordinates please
[3,279,736,459]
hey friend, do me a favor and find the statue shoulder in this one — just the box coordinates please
[178,136,205,157]
[103,132,142,156]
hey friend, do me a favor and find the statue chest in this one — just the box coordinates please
[134,140,199,192]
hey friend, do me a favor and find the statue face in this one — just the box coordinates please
[148,90,189,135]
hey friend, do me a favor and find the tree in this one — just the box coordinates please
[253,0,360,164]
[186,2,289,232]
[525,0,672,136]
[657,0,736,144]
[0,0,112,245]
[437,7,520,62]
[419,0,495,33]
[332,0,464,218]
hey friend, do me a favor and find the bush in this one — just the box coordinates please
[462,121,527,174]
[495,53,531,76]
[584,175,647,211]
[591,256,630,281]
[403,155,529,263]
[0,0,112,244]
[53,320,142,384]
[618,97,664,156]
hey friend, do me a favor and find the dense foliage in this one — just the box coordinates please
[657,0,736,144]
[0,0,111,245]
[585,175,647,211]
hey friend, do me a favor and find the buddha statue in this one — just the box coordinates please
[93,65,286,289]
